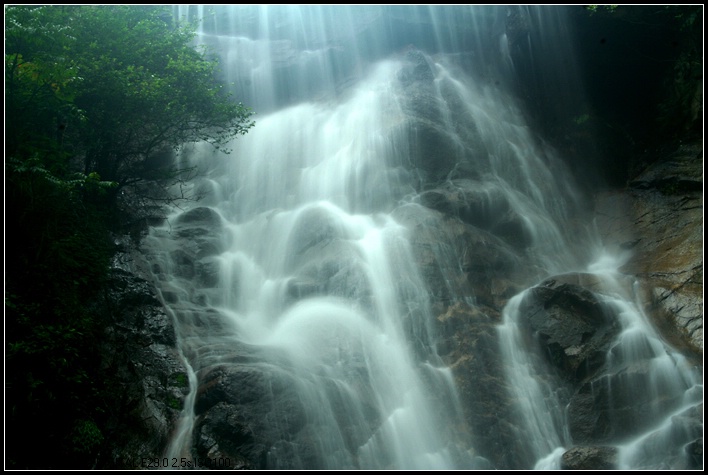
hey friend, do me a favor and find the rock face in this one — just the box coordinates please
[101,41,702,471]
[594,141,703,356]
[417,180,536,250]
[409,139,703,469]
[391,204,529,314]
[434,301,528,470]
[517,275,621,382]
[95,210,232,468]
[560,446,618,470]
[192,362,315,469]
[95,251,189,469]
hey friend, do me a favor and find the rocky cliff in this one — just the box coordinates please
[594,141,703,355]
[97,40,702,471]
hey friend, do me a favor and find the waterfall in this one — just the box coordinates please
[499,255,703,469]
[147,62,468,469]
[139,6,701,469]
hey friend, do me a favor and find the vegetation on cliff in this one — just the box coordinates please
[5,5,253,468]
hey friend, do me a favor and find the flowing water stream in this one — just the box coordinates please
[154,60,466,470]
[140,6,702,469]
[500,256,703,470]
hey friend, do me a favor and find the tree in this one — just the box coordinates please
[5,5,254,468]
[6,5,254,220]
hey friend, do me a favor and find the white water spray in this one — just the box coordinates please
[143,6,702,469]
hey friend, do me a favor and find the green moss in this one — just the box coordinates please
[70,419,104,454]
[572,113,591,125]
[167,395,183,410]
[585,5,618,14]
[169,371,189,388]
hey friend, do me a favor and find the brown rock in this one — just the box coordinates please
[593,140,703,356]
[561,446,618,470]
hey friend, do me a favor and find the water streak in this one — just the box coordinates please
[146,6,702,469]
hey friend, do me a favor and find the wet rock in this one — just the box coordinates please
[397,50,436,85]
[616,403,703,470]
[403,117,463,185]
[392,203,528,313]
[285,220,374,311]
[194,401,264,469]
[436,302,529,469]
[174,206,223,227]
[171,207,225,260]
[560,446,618,470]
[566,372,688,444]
[285,205,348,269]
[193,364,302,468]
[195,256,221,288]
[517,275,620,381]
[393,50,483,188]
[594,140,703,355]
[95,267,187,469]
[192,361,372,469]
[417,179,534,249]
[685,437,703,470]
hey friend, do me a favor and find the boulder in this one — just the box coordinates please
[560,446,618,470]
[517,274,621,381]
[192,360,378,469]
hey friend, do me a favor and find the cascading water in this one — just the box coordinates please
[139,5,701,470]
[149,73,467,469]
[499,256,703,470]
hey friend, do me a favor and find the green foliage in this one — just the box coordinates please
[5,5,254,212]
[656,6,702,136]
[70,419,105,455]
[170,371,190,388]
[167,395,184,410]
[5,5,254,468]
[584,5,618,14]
[572,113,591,126]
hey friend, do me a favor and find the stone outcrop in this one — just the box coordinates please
[504,268,700,469]
[192,362,309,469]
[417,180,535,250]
[95,212,231,468]
[392,203,529,314]
[594,140,703,356]
[435,301,529,470]
[389,50,703,469]
[516,274,622,382]
[95,251,189,469]
[560,446,618,470]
